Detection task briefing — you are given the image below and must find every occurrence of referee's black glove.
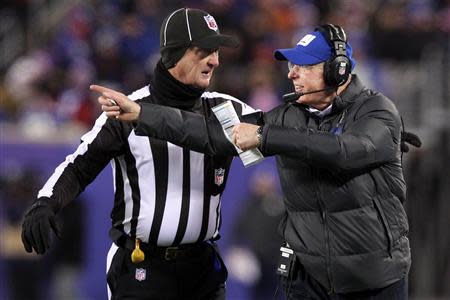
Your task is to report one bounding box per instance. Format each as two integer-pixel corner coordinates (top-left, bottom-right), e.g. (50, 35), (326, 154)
(21, 199), (61, 254)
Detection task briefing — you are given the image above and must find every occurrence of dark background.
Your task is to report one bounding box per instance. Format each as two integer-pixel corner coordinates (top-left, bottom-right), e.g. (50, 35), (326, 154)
(1, 0), (449, 299)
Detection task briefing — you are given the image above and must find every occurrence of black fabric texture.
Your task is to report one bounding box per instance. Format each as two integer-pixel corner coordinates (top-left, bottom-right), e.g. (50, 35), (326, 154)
(161, 45), (189, 69)
(159, 8), (238, 52)
(150, 60), (204, 110)
(260, 75), (410, 293)
(21, 201), (61, 254)
(107, 243), (227, 300)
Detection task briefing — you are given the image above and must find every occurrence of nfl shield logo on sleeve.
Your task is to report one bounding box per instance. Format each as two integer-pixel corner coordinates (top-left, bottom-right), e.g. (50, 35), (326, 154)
(135, 268), (146, 281)
(214, 168), (225, 186)
(203, 15), (218, 31)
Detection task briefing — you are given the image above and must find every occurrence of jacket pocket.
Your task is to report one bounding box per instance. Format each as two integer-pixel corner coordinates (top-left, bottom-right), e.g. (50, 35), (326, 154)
(372, 196), (393, 257)
(380, 196), (409, 237)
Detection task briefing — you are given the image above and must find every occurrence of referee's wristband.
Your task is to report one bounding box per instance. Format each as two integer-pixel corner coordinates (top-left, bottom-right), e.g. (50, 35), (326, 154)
(25, 199), (51, 216)
(256, 126), (263, 148)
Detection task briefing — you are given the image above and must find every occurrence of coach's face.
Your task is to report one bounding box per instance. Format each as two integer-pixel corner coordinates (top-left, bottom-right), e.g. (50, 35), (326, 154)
(288, 62), (333, 110)
(171, 46), (219, 89)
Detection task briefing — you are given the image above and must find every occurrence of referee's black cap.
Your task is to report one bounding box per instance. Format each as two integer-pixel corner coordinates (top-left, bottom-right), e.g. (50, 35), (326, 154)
(160, 8), (239, 68)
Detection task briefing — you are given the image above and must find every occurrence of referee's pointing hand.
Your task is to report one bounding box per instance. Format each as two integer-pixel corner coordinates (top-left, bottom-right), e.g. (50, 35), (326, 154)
(90, 84), (141, 122)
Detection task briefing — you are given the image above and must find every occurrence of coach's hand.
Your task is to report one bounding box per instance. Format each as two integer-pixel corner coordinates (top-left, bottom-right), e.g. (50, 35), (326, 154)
(232, 123), (260, 151)
(21, 200), (61, 254)
(90, 84), (141, 122)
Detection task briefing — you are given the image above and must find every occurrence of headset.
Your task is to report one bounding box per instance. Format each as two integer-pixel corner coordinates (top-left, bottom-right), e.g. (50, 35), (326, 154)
(282, 24), (352, 103)
(315, 24), (352, 87)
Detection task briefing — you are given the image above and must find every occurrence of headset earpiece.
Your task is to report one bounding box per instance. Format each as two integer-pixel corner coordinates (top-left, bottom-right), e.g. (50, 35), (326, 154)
(316, 24), (351, 87)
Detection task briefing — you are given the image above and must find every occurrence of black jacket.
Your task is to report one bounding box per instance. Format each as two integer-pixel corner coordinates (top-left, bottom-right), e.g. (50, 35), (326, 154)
(133, 75), (410, 292)
(260, 75), (410, 293)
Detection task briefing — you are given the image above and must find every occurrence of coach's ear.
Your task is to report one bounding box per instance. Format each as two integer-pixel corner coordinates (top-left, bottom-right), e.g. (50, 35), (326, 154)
(240, 111), (264, 125)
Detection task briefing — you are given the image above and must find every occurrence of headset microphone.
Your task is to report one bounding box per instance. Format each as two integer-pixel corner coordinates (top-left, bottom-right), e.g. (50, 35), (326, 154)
(282, 86), (336, 103)
(282, 92), (301, 103)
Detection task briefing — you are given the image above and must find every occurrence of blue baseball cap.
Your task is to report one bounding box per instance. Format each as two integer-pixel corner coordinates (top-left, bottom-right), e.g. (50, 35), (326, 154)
(274, 30), (356, 70)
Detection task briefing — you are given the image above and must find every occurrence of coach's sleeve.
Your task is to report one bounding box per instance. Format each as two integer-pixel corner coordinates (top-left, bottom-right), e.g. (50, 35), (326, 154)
(135, 103), (238, 156)
(260, 96), (401, 173)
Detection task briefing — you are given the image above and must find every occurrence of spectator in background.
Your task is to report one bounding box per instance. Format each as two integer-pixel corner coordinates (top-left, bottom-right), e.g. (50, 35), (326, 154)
(405, 127), (450, 297)
(49, 199), (85, 300)
(0, 167), (48, 300)
(56, 58), (99, 128)
(247, 61), (280, 111)
(226, 170), (284, 300)
(0, 166), (85, 300)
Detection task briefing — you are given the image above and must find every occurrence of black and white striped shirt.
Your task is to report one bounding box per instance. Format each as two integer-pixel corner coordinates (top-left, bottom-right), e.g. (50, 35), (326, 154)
(38, 85), (256, 246)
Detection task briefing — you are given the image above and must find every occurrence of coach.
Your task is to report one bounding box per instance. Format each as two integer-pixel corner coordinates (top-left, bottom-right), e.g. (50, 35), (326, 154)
(98, 25), (419, 300)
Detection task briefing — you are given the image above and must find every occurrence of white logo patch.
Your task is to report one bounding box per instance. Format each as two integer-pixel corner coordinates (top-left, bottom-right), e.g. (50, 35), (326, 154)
(338, 62), (347, 75)
(214, 168), (225, 186)
(204, 15), (218, 31)
(135, 268), (146, 281)
(297, 34), (316, 46)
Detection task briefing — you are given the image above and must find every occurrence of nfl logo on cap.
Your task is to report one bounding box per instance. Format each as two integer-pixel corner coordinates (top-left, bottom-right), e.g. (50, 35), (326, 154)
(203, 15), (218, 31)
(135, 268), (146, 281)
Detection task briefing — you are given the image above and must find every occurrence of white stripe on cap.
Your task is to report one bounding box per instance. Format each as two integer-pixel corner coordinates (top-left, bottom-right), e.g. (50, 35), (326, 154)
(185, 8), (192, 41)
(163, 8), (184, 46)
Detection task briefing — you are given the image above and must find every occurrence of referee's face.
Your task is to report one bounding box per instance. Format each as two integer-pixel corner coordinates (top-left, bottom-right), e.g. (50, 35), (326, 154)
(171, 46), (219, 89)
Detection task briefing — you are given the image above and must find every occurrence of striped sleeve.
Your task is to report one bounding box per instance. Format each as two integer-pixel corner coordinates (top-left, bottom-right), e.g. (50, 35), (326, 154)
(37, 114), (124, 212)
(37, 85), (151, 212)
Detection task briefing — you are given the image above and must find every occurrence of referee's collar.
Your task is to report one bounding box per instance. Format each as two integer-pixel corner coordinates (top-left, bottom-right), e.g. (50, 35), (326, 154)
(150, 60), (204, 110)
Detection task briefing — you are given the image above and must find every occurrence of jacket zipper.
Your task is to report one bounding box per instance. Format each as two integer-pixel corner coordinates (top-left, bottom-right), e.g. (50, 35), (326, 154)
(317, 119), (335, 294)
(312, 169), (335, 294)
(323, 211), (334, 294)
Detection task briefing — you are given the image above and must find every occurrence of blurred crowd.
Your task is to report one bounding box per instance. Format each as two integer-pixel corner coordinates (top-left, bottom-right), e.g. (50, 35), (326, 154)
(1, 0), (449, 142)
(0, 164), (85, 300)
(1, 0), (450, 299)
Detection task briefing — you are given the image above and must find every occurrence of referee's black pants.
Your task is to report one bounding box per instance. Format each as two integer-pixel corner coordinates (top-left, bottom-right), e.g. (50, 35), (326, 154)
(107, 242), (227, 300)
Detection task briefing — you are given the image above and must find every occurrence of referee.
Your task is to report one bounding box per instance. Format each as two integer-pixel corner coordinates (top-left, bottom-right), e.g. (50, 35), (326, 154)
(21, 8), (257, 300)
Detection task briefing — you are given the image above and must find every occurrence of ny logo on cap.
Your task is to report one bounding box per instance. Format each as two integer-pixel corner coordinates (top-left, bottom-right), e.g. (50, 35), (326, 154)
(297, 34), (316, 46)
(204, 15), (218, 31)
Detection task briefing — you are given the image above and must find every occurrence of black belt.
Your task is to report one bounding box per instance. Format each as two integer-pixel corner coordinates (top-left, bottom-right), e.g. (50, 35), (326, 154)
(109, 228), (205, 261)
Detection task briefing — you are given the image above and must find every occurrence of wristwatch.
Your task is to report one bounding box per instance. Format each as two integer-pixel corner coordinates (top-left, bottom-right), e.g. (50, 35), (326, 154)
(256, 126), (263, 148)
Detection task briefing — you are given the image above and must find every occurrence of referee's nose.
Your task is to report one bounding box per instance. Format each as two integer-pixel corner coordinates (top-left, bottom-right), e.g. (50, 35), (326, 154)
(207, 50), (219, 68)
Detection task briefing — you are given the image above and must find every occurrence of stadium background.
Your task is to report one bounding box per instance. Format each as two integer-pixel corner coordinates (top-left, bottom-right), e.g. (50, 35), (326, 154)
(1, 0), (449, 299)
